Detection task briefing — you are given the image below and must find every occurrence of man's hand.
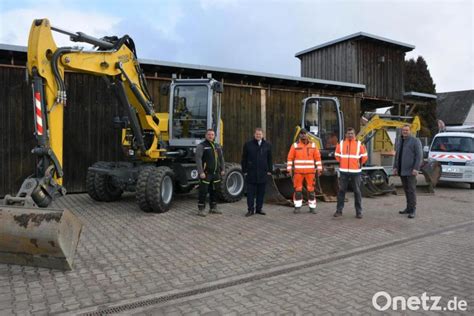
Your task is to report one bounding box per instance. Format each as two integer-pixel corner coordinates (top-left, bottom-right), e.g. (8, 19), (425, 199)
(316, 170), (322, 176)
(412, 169), (418, 176)
(220, 171), (225, 177)
(200, 173), (206, 179)
(392, 168), (397, 176)
(267, 172), (272, 176)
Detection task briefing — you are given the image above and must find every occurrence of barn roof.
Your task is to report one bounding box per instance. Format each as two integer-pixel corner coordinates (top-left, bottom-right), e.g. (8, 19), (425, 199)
(0, 43), (365, 92)
(295, 32), (415, 58)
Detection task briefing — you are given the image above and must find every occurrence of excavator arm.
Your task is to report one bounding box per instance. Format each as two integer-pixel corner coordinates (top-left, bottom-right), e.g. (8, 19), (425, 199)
(6, 18), (166, 208)
(357, 114), (421, 143)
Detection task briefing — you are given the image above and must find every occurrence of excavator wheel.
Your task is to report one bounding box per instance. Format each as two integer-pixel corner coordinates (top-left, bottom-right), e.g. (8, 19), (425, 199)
(145, 166), (175, 213)
(136, 166), (154, 212)
(86, 161), (123, 202)
(216, 163), (245, 202)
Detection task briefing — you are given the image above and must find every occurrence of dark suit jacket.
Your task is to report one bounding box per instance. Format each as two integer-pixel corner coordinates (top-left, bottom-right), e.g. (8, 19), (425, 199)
(241, 139), (273, 184)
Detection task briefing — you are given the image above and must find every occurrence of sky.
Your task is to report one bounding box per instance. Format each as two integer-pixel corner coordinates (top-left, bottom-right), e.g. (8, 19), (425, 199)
(0, 0), (472, 92)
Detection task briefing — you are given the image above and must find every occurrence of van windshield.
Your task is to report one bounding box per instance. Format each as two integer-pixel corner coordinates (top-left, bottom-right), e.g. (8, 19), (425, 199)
(431, 136), (474, 153)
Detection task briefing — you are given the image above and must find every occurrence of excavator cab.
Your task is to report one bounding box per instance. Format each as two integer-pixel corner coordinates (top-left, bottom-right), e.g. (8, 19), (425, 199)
(300, 97), (344, 157)
(169, 78), (223, 151)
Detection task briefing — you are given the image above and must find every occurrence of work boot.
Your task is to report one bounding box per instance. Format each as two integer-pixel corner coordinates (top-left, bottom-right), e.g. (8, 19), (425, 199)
(309, 208), (317, 214)
(209, 208), (222, 214)
(256, 210), (266, 215)
(399, 209), (409, 214)
(408, 213), (416, 219)
(245, 210), (254, 217)
(197, 204), (206, 217)
(356, 213), (363, 219)
(294, 207), (301, 214)
(333, 211), (342, 217)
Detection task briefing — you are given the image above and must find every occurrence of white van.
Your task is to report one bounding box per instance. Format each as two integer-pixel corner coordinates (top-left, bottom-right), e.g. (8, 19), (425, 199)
(425, 130), (474, 189)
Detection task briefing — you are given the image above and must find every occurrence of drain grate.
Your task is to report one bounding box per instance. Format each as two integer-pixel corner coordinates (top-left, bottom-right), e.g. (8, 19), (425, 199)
(79, 221), (473, 315)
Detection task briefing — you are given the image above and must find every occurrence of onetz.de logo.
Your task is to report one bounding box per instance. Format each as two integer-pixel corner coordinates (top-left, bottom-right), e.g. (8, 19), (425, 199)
(372, 291), (468, 311)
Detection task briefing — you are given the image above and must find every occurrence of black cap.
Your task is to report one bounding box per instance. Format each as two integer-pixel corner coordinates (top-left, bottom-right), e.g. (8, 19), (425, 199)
(299, 128), (308, 134)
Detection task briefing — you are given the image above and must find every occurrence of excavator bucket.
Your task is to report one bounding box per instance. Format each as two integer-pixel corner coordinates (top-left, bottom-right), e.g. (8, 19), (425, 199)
(265, 165), (340, 206)
(315, 172), (339, 202)
(265, 171), (294, 206)
(360, 170), (397, 198)
(417, 160), (441, 194)
(0, 206), (82, 270)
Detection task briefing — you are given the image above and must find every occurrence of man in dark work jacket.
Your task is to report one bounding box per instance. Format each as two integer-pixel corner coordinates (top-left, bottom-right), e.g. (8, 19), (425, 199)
(195, 129), (225, 217)
(241, 128), (273, 217)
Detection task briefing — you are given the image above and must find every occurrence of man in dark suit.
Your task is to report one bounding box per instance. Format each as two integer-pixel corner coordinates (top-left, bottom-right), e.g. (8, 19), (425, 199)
(241, 128), (273, 217)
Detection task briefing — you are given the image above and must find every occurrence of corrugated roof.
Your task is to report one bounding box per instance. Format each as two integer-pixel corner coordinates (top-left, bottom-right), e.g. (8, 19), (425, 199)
(0, 43), (366, 92)
(403, 91), (437, 100)
(0, 43), (27, 52)
(295, 32), (415, 57)
(140, 58), (365, 91)
(437, 90), (474, 125)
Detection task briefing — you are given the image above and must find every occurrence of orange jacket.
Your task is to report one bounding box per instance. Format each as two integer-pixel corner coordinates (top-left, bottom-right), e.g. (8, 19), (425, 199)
(287, 140), (322, 174)
(335, 139), (368, 173)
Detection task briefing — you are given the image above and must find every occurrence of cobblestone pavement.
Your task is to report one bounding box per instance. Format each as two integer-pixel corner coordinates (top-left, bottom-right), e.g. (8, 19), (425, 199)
(134, 224), (474, 315)
(0, 184), (473, 315)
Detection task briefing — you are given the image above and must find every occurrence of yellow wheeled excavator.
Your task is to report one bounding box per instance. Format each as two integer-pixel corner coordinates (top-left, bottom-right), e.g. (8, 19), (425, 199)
(1, 19), (244, 270)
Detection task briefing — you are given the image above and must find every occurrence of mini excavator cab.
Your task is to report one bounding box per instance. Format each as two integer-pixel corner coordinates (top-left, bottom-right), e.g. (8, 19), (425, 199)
(300, 97), (344, 158)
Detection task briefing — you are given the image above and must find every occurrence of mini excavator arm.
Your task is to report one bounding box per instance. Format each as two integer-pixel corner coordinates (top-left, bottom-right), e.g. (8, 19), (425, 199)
(357, 115), (421, 144)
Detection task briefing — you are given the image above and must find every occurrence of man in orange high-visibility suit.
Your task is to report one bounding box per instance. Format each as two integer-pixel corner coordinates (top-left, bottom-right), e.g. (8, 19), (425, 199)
(334, 127), (368, 219)
(287, 129), (322, 213)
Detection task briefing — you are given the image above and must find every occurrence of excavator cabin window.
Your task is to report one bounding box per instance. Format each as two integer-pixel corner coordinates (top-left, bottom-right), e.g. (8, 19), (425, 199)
(303, 99), (341, 150)
(172, 86), (209, 139)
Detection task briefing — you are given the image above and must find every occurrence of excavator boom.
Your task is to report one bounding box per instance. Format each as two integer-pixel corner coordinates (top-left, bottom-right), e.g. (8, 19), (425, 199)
(2, 19), (161, 270)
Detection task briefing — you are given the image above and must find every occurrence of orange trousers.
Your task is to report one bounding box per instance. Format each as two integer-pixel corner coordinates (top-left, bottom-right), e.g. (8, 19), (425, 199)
(293, 173), (315, 192)
(293, 173), (317, 208)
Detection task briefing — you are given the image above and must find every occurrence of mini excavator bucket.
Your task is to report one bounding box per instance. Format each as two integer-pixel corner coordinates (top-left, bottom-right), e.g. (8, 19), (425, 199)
(0, 205), (82, 270)
(359, 168), (397, 198)
(265, 164), (340, 206)
(416, 160), (441, 194)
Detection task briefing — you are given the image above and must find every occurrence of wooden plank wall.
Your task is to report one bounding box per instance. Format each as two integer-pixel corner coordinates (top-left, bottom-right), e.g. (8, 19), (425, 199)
(0, 66), (360, 196)
(0, 66), (36, 197)
(300, 41), (354, 83)
(299, 40), (405, 101)
(355, 41), (404, 101)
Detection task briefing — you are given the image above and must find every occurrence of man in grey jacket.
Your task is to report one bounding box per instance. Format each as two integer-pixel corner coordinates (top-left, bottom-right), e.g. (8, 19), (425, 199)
(393, 125), (423, 218)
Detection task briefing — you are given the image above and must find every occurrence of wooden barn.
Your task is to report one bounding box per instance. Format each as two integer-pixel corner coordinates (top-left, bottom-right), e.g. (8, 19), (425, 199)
(0, 44), (365, 196)
(295, 32), (436, 114)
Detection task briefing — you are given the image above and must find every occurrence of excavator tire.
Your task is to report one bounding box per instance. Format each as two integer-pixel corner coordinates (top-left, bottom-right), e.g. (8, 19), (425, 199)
(145, 166), (175, 213)
(87, 161), (123, 202)
(136, 166), (154, 212)
(91, 162), (123, 202)
(216, 163), (245, 202)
